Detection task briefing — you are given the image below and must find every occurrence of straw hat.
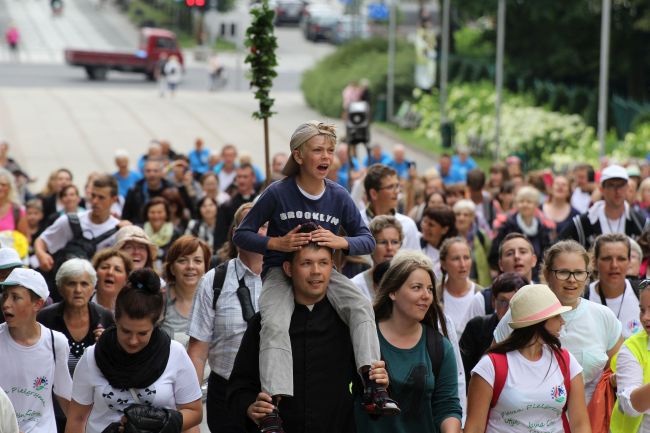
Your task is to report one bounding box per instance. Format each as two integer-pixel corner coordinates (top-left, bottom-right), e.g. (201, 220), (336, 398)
(113, 226), (158, 260)
(508, 284), (572, 329)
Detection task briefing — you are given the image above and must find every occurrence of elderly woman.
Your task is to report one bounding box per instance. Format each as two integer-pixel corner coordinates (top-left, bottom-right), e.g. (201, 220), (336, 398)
(90, 249), (133, 312)
(113, 225), (158, 271)
(453, 199), (491, 287)
(37, 258), (115, 377)
(160, 235), (211, 340)
(351, 215), (403, 301)
(489, 186), (554, 280)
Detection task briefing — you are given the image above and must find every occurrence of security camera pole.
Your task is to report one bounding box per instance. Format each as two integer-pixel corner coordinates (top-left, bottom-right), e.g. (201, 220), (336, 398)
(245, 0), (278, 186)
(346, 101), (370, 190)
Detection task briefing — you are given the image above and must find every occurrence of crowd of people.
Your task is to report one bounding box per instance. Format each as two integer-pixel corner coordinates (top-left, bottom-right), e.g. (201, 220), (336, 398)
(0, 121), (650, 433)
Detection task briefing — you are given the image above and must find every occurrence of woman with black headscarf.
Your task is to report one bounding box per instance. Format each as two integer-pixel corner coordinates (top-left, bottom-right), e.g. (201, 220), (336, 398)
(65, 269), (202, 433)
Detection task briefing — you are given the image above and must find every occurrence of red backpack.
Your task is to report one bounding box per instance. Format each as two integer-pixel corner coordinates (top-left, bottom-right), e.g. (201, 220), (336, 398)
(487, 349), (571, 433)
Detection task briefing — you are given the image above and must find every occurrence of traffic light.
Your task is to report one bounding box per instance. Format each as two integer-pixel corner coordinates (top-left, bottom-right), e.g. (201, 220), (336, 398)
(185, 0), (206, 7)
(346, 101), (370, 145)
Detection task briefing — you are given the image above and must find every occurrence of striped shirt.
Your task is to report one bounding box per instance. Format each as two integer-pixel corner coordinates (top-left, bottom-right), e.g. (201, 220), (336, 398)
(187, 257), (262, 379)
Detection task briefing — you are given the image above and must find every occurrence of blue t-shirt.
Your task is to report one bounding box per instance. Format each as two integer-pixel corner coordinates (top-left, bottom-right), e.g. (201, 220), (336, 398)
(233, 177), (375, 274)
(364, 152), (393, 168)
(451, 155), (477, 180)
(388, 160), (411, 179)
(337, 158), (361, 191)
(355, 325), (462, 433)
(436, 164), (465, 185)
(113, 171), (142, 198)
(188, 149), (210, 174)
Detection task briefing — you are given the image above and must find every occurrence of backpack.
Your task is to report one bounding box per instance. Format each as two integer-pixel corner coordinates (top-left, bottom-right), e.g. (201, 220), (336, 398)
(425, 324), (444, 379)
(53, 213), (119, 267)
(482, 288), (494, 315)
(488, 349), (571, 432)
(211, 259), (256, 322)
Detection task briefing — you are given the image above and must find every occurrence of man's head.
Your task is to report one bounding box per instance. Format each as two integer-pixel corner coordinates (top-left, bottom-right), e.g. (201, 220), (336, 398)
(221, 144), (238, 169)
(498, 232), (537, 281)
(282, 223), (333, 305)
(371, 144), (383, 160)
(573, 163), (593, 188)
(491, 272), (529, 320)
(147, 142), (163, 159)
(599, 164), (629, 211)
(439, 154), (451, 174)
(393, 144), (405, 164)
(364, 164), (399, 212)
(236, 163), (256, 196)
(336, 143), (349, 164)
(272, 152), (288, 175)
(143, 158), (164, 189)
(195, 138), (204, 150)
(466, 168), (486, 193)
(114, 149), (130, 171)
(90, 175), (119, 220)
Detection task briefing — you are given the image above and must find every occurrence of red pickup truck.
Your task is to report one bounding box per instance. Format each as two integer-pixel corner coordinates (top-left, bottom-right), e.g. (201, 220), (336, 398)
(65, 28), (184, 81)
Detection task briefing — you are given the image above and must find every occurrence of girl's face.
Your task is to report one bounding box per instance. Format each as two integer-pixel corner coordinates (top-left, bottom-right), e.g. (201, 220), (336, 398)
(371, 227), (401, 265)
(147, 204), (167, 229)
(390, 268), (433, 323)
(96, 256), (128, 297)
(1, 286), (42, 328)
(200, 199), (218, 221)
(552, 176), (570, 200)
(442, 242), (471, 280)
(421, 216), (448, 248)
(427, 193), (445, 208)
(26, 207), (43, 227)
(596, 242), (629, 288)
(121, 241), (149, 270)
(116, 315), (154, 354)
(61, 187), (80, 211)
(544, 314), (565, 338)
(545, 252), (589, 307)
(490, 171), (503, 187)
(170, 246), (206, 289)
(295, 135), (335, 181)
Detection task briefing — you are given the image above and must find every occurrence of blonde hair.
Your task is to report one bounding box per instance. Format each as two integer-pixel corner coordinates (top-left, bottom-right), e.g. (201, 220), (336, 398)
(515, 185), (541, 204)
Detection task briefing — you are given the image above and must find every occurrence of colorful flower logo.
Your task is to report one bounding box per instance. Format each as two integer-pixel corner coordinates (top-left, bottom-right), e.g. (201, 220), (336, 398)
(628, 320), (642, 335)
(33, 376), (48, 391)
(550, 384), (566, 403)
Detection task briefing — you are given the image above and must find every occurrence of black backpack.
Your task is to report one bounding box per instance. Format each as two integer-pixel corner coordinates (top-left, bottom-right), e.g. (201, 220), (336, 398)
(425, 324), (444, 379)
(53, 213), (119, 267)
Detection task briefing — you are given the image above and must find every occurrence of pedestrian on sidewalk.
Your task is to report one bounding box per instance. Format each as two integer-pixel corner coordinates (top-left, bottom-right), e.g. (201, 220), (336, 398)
(155, 53), (169, 97)
(164, 55), (183, 98)
(4, 23), (19, 61)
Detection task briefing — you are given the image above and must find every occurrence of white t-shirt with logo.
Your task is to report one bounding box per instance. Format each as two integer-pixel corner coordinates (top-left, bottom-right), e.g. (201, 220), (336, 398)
(472, 346), (582, 433)
(588, 280), (641, 338)
(494, 299), (621, 404)
(71, 340), (202, 433)
(443, 283), (479, 339)
(38, 210), (119, 254)
(0, 323), (72, 433)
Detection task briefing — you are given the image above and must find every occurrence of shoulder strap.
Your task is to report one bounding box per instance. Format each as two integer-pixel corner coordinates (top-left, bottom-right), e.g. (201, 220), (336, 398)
(573, 214), (586, 247)
(629, 209), (646, 234)
(488, 352), (508, 408)
(67, 213), (83, 239)
(50, 328), (56, 365)
(211, 259), (231, 309)
(91, 225), (120, 246)
(191, 220), (201, 237)
(12, 204), (20, 227)
(425, 325), (443, 379)
(482, 289), (494, 315)
(553, 349), (572, 433)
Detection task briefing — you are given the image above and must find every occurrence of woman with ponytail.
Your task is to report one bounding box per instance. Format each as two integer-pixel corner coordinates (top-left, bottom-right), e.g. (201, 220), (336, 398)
(65, 269), (202, 433)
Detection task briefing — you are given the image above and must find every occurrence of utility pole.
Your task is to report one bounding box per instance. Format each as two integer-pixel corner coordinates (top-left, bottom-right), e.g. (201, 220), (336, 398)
(494, 0), (505, 160)
(387, 0), (396, 121)
(440, 0), (450, 123)
(597, 0), (611, 157)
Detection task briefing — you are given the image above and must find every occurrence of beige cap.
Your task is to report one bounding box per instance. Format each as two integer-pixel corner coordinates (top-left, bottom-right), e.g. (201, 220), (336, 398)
(113, 226), (158, 260)
(508, 284), (572, 329)
(282, 121), (337, 176)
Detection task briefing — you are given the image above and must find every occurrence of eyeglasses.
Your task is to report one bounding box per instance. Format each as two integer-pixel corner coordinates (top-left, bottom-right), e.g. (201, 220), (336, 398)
(495, 299), (510, 309)
(550, 269), (590, 282)
(378, 183), (400, 191)
(376, 240), (401, 247)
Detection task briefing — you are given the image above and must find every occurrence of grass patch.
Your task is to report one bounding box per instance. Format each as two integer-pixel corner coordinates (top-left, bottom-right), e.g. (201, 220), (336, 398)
(214, 38), (238, 52)
(375, 122), (493, 172)
(127, 0), (172, 27)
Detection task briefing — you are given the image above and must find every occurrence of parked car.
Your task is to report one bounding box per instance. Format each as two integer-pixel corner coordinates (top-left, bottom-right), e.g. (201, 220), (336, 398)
(330, 15), (370, 44)
(300, 3), (338, 39)
(65, 28), (183, 81)
(274, 0), (307, 25)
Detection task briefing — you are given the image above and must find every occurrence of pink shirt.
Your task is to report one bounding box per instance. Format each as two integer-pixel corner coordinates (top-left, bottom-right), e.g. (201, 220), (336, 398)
(0, 205), (25, 231)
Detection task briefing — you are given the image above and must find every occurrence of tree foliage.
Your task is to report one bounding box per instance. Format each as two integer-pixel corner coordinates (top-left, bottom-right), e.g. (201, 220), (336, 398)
(457, 0), (650, 100)
(245, 0), (278, 119)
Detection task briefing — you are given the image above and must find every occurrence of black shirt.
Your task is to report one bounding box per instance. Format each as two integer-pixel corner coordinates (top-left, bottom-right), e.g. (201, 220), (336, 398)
(228, 297), (358, 433)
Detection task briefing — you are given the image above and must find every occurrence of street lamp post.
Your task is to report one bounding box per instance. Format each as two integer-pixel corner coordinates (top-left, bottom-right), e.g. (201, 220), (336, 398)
(597, 0), (611, 158)
(440, 0), (450, 124)
(494, 0), (505, 160)
(387, 0), (396, 122)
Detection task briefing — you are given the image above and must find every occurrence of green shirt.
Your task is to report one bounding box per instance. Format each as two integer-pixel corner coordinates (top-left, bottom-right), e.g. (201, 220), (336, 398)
(355, 324), (462, 433)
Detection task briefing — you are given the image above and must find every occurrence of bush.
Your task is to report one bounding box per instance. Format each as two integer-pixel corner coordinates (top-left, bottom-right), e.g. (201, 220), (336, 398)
(411, 81), (600, 169)
(301, 38), (416, 118)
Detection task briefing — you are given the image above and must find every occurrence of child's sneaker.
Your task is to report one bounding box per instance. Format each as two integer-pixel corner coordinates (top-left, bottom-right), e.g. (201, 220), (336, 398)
(259, 407), (285, 433)
(362, 385), (401, 416)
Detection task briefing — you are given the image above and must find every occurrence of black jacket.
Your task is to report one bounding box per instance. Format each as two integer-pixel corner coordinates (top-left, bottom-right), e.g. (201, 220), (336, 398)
(228, 298), (358, 433)
(214, 192), (257, 251)
(557, 208), (649, 249)
(122, 178), (191, 225)
(459, 313), (500, 386)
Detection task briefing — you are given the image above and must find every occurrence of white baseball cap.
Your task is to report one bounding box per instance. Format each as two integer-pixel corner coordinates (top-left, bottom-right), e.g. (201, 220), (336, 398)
(0, 248), (22, 270)
(0, 268), (49, 300)
(600, 164), (629, 185)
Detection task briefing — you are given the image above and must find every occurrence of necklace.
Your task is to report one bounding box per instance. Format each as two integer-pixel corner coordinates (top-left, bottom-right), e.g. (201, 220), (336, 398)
(605, 215), (624, 234)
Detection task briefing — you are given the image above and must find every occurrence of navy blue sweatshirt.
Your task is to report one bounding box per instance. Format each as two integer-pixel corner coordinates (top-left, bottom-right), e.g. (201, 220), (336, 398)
(233, 177), (375, 274)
